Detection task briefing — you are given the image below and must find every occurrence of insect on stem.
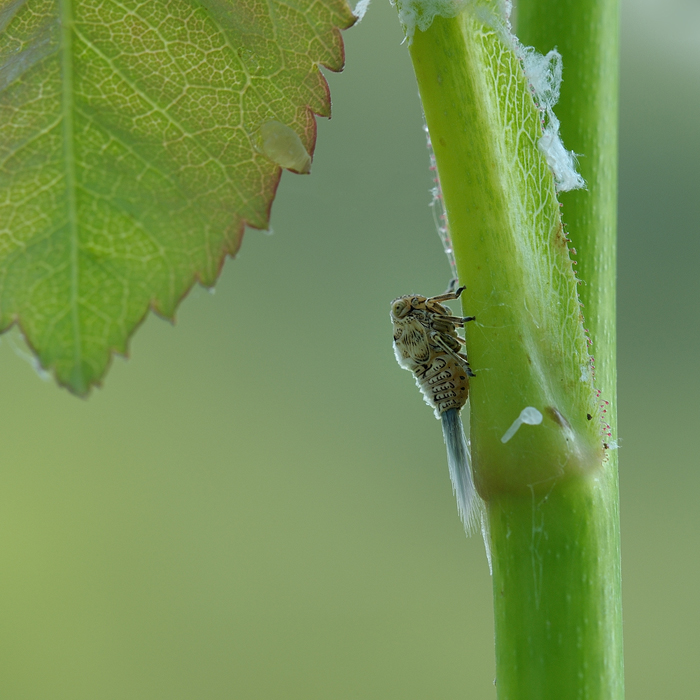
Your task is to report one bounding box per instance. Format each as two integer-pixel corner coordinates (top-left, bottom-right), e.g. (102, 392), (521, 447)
(390, 283), (482, 534)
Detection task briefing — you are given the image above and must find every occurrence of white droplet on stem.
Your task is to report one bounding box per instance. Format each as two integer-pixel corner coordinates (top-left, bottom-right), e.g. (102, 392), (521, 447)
(501, 406), (543, 443)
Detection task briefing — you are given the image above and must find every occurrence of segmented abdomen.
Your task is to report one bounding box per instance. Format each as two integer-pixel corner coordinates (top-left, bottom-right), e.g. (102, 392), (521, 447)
(413, 354), (470, 417)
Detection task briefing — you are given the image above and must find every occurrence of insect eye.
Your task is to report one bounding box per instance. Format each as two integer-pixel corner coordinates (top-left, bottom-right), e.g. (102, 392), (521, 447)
(391, 300), (409, 319)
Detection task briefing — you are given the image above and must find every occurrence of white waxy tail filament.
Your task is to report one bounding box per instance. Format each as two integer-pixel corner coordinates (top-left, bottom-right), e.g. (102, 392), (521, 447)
(441, 408), (481, 536)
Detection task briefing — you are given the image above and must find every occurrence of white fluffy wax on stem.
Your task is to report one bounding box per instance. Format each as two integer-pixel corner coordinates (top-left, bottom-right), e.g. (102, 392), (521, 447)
(391, 0), (472, 43)
(392, 0), (585, 191)
(517, 47), (586, 192)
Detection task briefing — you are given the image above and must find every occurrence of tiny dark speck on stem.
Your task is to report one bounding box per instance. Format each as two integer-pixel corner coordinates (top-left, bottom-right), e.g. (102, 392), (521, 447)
(587, 413), (592, 420)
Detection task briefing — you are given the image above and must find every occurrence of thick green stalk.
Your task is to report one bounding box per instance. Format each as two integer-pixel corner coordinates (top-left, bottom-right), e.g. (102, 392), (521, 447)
(516, 0), (620, 413)
(490, 481), (622, 699)
(401, 1), (622, 697)
(506, 1), (623, 696)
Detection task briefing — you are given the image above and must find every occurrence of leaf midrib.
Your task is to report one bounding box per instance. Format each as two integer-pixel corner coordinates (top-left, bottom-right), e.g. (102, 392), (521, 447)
(60, 0), (82, 384)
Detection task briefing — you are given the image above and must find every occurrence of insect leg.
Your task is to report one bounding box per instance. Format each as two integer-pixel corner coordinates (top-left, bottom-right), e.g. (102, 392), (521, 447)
(446, 277), (459, 294)
(428, 286), (466, 304)
(430, 332), (476, 376)
(434, 314), (475, 325)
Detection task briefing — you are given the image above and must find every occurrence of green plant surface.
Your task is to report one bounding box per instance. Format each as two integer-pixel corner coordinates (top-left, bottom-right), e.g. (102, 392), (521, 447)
(517, 0), (620, 444)
(401, 0), (623, 696)
(407, 5), (603, 494)
(0, 0), (696, 695)
(0, 0), (354, 395)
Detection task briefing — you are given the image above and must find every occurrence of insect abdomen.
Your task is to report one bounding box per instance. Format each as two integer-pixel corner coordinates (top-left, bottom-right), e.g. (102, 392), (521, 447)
(414, 355), (470, 417)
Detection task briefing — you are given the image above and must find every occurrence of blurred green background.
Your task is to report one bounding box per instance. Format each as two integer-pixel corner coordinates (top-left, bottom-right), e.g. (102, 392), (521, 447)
(1, 1), (697, 697)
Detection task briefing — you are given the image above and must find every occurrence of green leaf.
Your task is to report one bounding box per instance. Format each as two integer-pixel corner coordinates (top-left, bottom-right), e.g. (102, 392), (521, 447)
(0, 0), (355, 394)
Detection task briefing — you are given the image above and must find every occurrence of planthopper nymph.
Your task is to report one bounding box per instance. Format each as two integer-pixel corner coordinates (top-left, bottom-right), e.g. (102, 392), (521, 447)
(390, 281), (481, 535)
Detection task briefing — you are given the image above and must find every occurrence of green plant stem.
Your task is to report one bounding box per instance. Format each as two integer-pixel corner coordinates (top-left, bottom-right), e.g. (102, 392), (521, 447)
(490, 480), (623, 699)
(510, 2), (624, 696)
(517, 0), (620, 441)
(403, 1), (623, 697)
(409, 9), (602, 489)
